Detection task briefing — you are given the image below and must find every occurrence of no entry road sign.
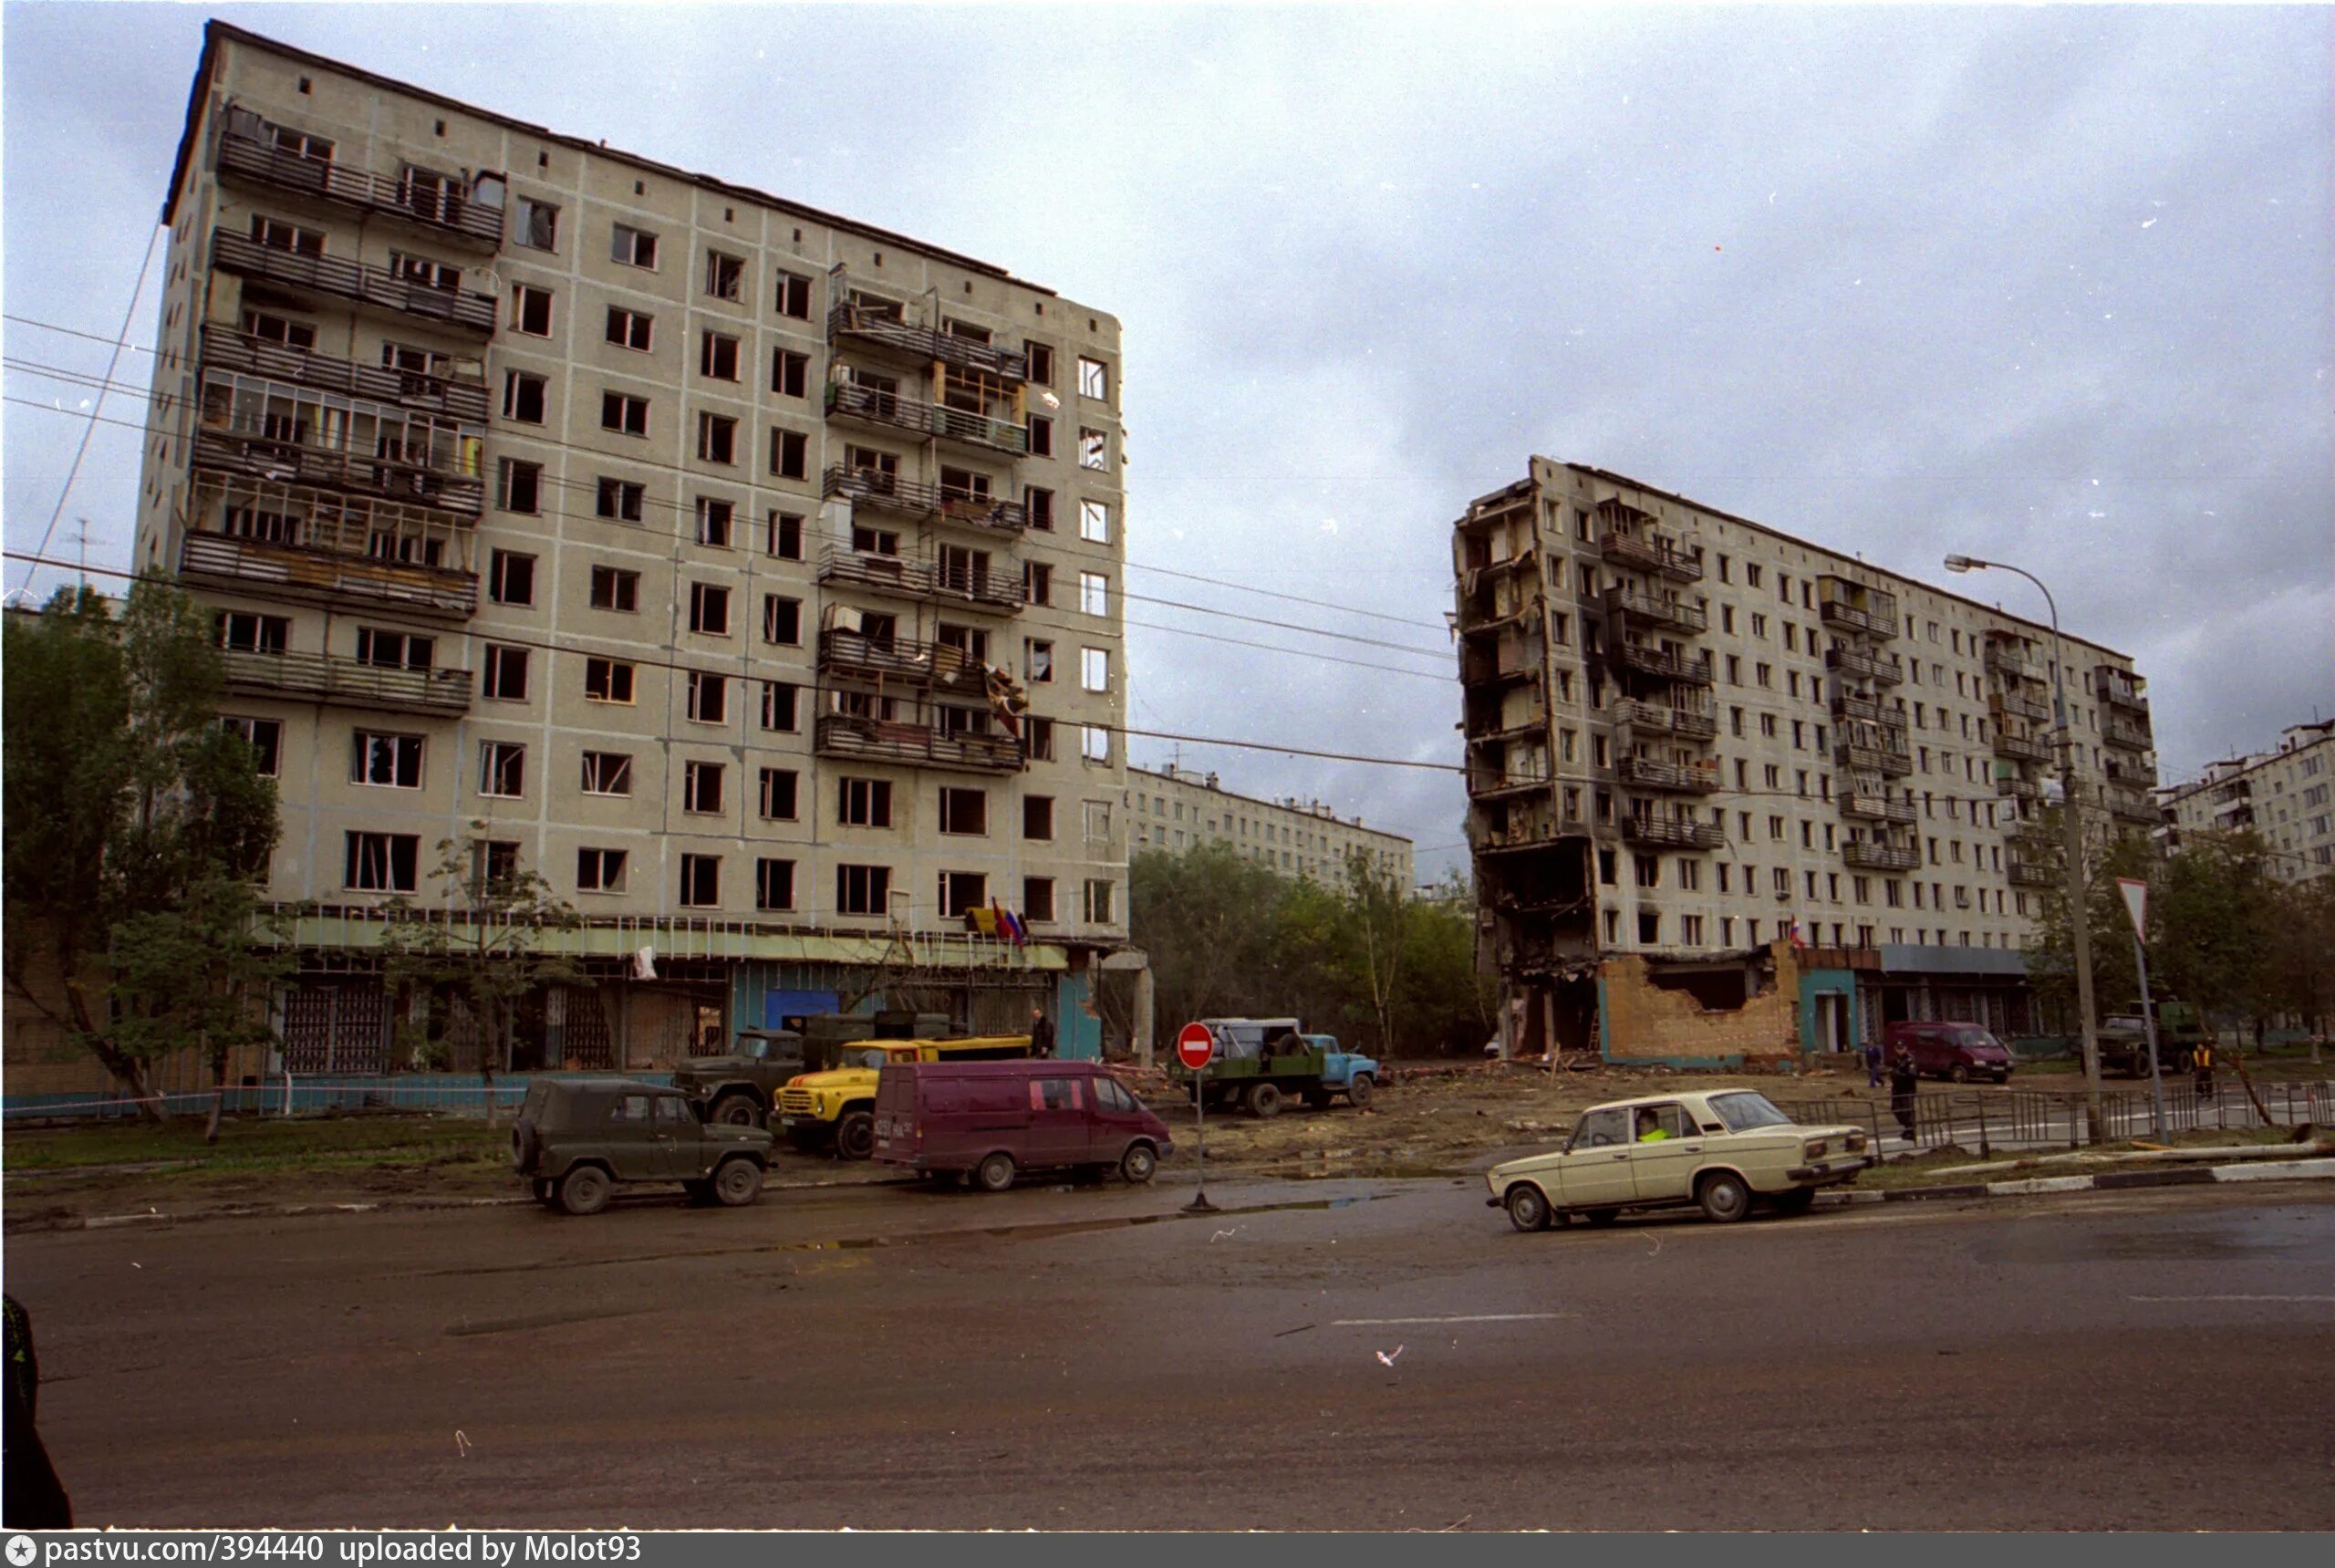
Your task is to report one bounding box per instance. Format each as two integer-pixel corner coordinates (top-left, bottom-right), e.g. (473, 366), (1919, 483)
(1176, 1022), (1214, 1072)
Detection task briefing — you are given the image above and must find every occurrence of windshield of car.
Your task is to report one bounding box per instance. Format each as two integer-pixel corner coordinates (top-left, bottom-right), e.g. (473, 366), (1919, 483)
(1707, 1091), (1793, 1132)
(1950, 1029), (2003, 1051)
(854, 1048), (896, 1070)
(1568, 1108), (1630, 1151)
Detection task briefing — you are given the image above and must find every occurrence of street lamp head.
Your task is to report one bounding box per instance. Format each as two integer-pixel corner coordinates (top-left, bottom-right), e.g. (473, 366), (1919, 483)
(1943, 554), (1983, 574)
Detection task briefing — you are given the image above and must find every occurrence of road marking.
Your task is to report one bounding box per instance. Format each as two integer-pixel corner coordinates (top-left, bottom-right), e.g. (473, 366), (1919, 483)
(2127, 1294), (2335, 1303)
(1330, 1313), (1576, 1326)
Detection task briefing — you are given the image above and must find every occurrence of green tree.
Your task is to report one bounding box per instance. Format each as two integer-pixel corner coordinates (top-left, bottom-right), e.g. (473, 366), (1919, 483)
(2022, 806), (2148, 1033)
(2264, 875), (2335, 1058)
(378, 832), (587, 1127)
(3, 586), (281, 1122)
(2151, 829), (2279, 1041)
(1126, 843), (1288, 1033)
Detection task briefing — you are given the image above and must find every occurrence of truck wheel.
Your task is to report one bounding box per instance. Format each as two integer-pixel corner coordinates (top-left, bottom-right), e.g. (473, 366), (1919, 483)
(975, 1152), (1016, 1193)
(1119, 1143), (1157, 1185)
(1247, 1082), (1282, 1118)
(556, 1165), (612, 1217)
(711, 1094), (762, 1128)
(835, 1109), (876, 1160)
(1346, 1073), (1375, 1108)
(714, 1158), (763, 1207)
(1505, 1184), (1551, 1232)
(1697, 1170), (1752, 1224)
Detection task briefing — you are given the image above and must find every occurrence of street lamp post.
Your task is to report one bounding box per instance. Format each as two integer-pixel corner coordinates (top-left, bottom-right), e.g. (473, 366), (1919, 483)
(1945, 553), (2106, 1146)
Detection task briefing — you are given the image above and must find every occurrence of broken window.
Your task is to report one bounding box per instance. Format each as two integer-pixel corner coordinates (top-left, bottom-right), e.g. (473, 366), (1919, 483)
(611, 223), (659, 269)
(482, 645), (529, 701)
(1079, 572), (1110, 618)
(695, 497), (734, 547)
(704, 250), (745, 301)
(606, 306), (653, 350)
(1081, 648), (1110, 693)
(836, 864), (891, 916)
(762, 595), (802, 646)
(512, 284), (553, 336)
(698, 411), (738, 464)
(601, 391), (649, 436)
(689, 583), (732, 637)
(503, 371), (546, 424)
(1077, 356), (1109, 400)
(1025, 342), (1055, 385)
(388, 252), (462, 292)
(250, 214), (324, 256)
(1025, 639), (1054, 683)
(596, 478), (644, 522)
(755, 859), (796, 912)
(939, 788), (990, 836)
(772, 348), (809, 398)
(700, 331), (742, 381)
(774, 271), (812, 319)
(496, 460), (543, 515)
(679, 854), (721, 909)
(579, 751), (633, 796)
(488, 550), (536, 606)
(1023, 795), (1055, 841)
(771, 428), (808, 479)
(514, 196), (558, 251)
(839, 778), (894, 828)
(1080, 499), (1112, 544)
(344, 832), (419, 893)
(588, 566), (638, 612)
(767, 511), (804, 559)
(244, 310), (317, 349)
(576, 847), (626, 893)
(353, 628), (431, 669)
(759, 680), (800, 733)
(584, 658), (636, 704)
(1082, 725), (1110, 763)
(1026, 486), (1055, 531)
(479, 741), (525, 799)
(350, 731), (424, 788)
(758, 769), (800, 823)
(687, 671), (729, 724)
(1025, 561), (1053, 606)
(1027, 414), (1053, 457)
(1078, 428), (1109, 471)
(683, 760), (725, 813)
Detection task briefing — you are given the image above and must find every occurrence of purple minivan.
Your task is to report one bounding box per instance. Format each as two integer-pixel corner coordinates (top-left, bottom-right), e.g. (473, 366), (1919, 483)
(872, 1060), (1174, 1193)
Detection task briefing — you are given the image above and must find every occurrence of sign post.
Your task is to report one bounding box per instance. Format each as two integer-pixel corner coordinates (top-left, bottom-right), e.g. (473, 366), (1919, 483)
(2118, 877), (2166, 1138)
(1175, 1022), (1217, 1213)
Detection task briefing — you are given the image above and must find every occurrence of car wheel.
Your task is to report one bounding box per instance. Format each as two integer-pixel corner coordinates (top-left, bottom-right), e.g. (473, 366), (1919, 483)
(1346, 1073), (1375, 1108)
(1948, 1064), (1970, 1085)
(1505, 1184), (1551, 1233)
(975, 1152), (1016, 1193)
(1698, 1170), (1752, 1224)
(556, 1165), (612, 1217)
(509, 1124), (537, 1172)
(1770, 1187), (1816, 1217)
(713, 1158), (763, 1207)
(1119, 1143), (1158, 1185)
(835, 1109), (876, 1161)
(711, 1094), (762, 1128)
(1583, 1209), (1621, 1227)
(1248, 1082), (1282, 1118)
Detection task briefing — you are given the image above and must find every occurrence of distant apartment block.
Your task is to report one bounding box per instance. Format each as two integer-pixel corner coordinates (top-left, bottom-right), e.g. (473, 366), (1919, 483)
(1453, 460), (2157, 1064)
(1127, 764), (1415, 888)
(108, 21), (1130, 1083)
(2158, 719), (2335, 881)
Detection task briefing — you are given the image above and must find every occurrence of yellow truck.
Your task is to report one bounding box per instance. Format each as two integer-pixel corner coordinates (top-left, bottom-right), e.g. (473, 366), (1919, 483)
(778, 1034), (1035, 1159)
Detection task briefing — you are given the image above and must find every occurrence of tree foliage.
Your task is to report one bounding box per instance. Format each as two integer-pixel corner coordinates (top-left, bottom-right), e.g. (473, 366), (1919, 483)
(3, 586), (282, 1122)
(1126, 844), (1494, 1057)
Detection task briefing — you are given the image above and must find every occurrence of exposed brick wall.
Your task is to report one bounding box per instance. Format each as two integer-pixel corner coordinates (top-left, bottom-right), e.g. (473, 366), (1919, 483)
(1601, 942), (1802, 1065)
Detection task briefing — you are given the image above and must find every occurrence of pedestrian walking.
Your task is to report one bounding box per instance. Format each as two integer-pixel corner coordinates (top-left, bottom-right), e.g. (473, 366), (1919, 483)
(1029, 1005), (1056, 1060)
(1863, 1040), (1884, 1089)
(1889, 1045), (1920, 1143)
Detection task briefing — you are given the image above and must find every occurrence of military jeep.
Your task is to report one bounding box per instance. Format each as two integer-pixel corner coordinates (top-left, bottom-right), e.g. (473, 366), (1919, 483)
(511, 1078), (773, 1215)
(669, 1029), (806, 1127)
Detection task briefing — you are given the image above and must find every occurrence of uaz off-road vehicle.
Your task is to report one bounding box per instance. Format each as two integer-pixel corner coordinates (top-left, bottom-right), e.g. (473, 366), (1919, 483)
(512, 1078), (773, 1215)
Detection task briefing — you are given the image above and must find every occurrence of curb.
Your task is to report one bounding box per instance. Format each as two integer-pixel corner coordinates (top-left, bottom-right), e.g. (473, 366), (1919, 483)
(1816, 1156), (2335, 1207)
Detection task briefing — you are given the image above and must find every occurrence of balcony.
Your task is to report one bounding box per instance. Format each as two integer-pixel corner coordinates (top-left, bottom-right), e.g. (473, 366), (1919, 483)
(1819, 600), (1900, 639)
(1983, 640), (2032, 680)
(1457, 592), (1544, 635)
(1603, 586), (1707, 634)
(216, 128), (503, 250)
(826, 302), (1028, 381)
(1465, 713), (1550, 747)
(2008, 858), (2055, 888)
(1843, 839), (1920, 873)
(1831, 691), (1881, 725)
(1623, 813), (1727, 850)
(1595, 530), (1703, 584)
(1994, 731), (2052, 765)
(2102, 715), (2153, 752)
(1611, 697), (1718, 742)
(1840, 791), (1916, 826)
(181, 532), (476, 619)
(198, 326), (487, 423)
(821, 467), (1026, 534)
(1614, 642), (1714, 684)
(1460, 648), (1540, 686)
(192, 425), (483, 518)
(816, 628), (994, 691)
(211, 229), (497, 337)
(2094, 667), (2151, 714)
(2102, 785), (2159, 826)
(1995, 774), (2041, 801)
(825, 381), (1028, 457)
(1473, 815), (1587, 855)
(1826, 645), (1904, 686)
(813, 712), (1022, 775)
(816, 550), (1027, 615)
(220, 648), (472, 716)
(1468, 770), (1553, 802)
(1991, 690), (2050, 725)
(1615, 756), (1722, 794)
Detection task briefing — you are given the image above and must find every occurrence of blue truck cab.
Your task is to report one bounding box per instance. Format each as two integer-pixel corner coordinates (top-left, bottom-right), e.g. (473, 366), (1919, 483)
(1305, 1034), (1379, 1107)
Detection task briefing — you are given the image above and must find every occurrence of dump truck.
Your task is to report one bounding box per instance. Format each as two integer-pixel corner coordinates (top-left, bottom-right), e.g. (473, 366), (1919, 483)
(1163, 1017), (1380, 1117)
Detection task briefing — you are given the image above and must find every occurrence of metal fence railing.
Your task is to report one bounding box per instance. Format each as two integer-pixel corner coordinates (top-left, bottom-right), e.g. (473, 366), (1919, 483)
(1792, 1079), (2332, 1158)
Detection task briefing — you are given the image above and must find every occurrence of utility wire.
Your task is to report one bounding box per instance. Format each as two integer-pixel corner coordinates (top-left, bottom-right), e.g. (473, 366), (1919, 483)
(9, 229), (162, 600)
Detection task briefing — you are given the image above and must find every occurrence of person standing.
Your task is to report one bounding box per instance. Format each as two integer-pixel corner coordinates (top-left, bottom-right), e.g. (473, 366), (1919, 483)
(1889, 1044), (1920, 1144)
(1029, 1005), (1056, 1060)
(2192, 1038), (2215, 1103)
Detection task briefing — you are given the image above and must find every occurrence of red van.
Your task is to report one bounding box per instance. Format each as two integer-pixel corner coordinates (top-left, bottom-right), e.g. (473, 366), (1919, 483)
(1884, 1021), (2014, 1085)
(872, 1060), (1174, 1193)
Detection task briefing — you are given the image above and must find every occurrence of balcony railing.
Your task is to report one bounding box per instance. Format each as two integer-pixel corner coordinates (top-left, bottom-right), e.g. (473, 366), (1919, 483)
(826, 303), (1029, 381)
(1842, 839), (1920, 872)
(220, 648), (472, 715)
(1595, 531), (1703, 583)
(216, 130), (503, 249)
(1623, 813), (1727, 850)
(813, 713), (1022, 775)
(192, 427), (484, 517)
(1831, 692), (1881, 724)
(1614, 642), (1714, 684)
(821, 467), (1026, 534)
(1835, 742), (1914, 777)
(1611, 697), (1718, 741)
(198, 326), (487, 422)
(1468, 771), (1553, 801)
(2008, 858), (2054, 888)
(211, 229), (497, 336)
(816, 550), (1027, 615)
(1983, 641), (2032, 680)
(816, 628), (993, 691)
(1840, 791), (1916, 826)
(1473, 815), (1588, 855)
(825, 381), (1029, 456)
(2102, 716), (2153, 752)
(1465, 713), (1550, 746)
(1603, 586), (1707, 634)
(1826, 645), (1904, 685)
(1996, 774), (2041, 801)
(1991, 690), (2050, 724)
(1615, 756), (1722, 794)
(1457, 593), (1544, 635)
(182, 532), (476, 619)
(1818, 600), (1900, 639)
(1993, 731), (2051, 764)
(2094, 669), (2151, 713)
(2102, 786), (2159, 825)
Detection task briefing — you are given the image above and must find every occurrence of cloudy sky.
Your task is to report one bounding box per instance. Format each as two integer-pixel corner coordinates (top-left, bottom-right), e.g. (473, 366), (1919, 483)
(5, 3), (2329, 880)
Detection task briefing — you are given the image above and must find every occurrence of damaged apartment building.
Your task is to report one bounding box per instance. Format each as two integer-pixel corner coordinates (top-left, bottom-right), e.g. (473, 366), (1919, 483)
(1453, 460), (2159, 1067)
(59, 22), (1136, 1097)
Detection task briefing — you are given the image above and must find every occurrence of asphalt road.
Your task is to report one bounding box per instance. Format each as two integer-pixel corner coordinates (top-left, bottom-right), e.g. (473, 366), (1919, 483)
(9, 1175), (2334, 1530)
